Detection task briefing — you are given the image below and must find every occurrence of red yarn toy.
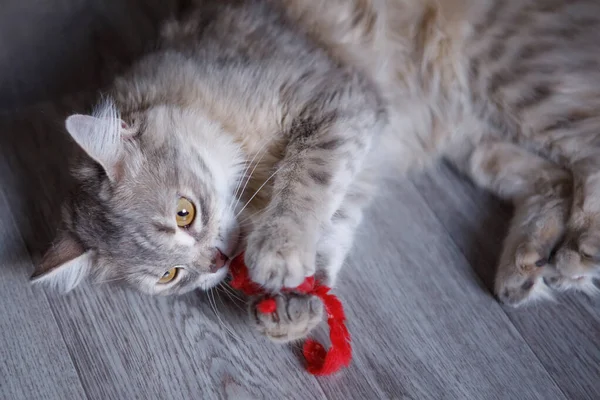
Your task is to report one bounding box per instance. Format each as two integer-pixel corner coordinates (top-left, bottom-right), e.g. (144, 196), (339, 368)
(229, 253), (352, 376)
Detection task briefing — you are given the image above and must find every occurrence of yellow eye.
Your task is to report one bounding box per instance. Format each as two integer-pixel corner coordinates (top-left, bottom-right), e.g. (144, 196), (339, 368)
(158, 267), (179, 284)
(176, 197), (196, 227)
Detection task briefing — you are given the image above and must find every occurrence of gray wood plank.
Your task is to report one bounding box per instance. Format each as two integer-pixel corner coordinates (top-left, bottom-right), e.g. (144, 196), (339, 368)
(413, 162), (600, 400)
(0, 190), (87, 400)
(39, 283), (328, 400)
(314, 179), (567, 400)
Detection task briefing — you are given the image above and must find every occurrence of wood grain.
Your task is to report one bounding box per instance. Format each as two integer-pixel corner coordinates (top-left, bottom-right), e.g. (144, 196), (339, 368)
(38, 283), (328, 399)
(314, 180), (566, 400)
(413, 163), (600, 400)
(0, 190), (87, 400)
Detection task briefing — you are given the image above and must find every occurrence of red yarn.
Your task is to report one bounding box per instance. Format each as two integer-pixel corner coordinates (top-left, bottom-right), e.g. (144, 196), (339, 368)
(229, 253), (352, 376)
(256, 298), (277, 314)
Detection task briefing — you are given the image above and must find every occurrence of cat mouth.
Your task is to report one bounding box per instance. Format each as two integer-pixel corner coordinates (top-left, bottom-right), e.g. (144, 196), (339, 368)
(211, 248), (229, 273)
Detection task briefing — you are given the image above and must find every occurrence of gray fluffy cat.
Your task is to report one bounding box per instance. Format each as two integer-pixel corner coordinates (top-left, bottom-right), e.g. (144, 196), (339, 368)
(33, 0), (600, 342)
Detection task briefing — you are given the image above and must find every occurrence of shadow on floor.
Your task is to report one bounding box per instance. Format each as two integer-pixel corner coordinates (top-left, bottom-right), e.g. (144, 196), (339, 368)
(0, 0), (179, 266)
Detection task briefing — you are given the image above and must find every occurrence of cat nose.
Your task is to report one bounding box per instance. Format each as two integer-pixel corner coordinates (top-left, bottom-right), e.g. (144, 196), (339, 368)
(210, 248), (228, 273)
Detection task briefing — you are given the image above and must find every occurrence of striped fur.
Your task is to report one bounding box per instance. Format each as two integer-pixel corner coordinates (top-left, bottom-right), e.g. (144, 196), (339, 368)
(34, 0), (600, 342)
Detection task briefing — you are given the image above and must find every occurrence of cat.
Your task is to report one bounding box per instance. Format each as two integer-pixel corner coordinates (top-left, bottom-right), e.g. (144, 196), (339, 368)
(32, 0), (600, 342)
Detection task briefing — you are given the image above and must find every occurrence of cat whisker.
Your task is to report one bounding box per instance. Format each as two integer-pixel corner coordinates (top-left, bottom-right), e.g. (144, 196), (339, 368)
(226, 144), (253, 213)
(228, 153), (255, 213)
(235, 161), (288, 218)
(235, 203), (280, 227)
(229, 120), (318, 215)
(234, 146), (270, 212)
(220, 282), (246, 304)
(234, 141), (311, 219)
(216, 284), (246, 312)
(228, 131), (279, 214)
(208, 289), (243, 342)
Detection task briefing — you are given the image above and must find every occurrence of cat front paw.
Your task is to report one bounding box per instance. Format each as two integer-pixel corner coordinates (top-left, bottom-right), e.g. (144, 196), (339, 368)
(245, 221), (316, 291)
(250, 293), (323, 343)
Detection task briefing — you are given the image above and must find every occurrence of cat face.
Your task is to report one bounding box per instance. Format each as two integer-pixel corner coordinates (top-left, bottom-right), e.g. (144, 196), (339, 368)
(32, 101), (246, 295)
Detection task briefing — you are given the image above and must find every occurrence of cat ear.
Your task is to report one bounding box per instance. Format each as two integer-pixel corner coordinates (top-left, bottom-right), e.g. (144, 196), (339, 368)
(65, 112), (129, 181)
(31, 232), (93, 293)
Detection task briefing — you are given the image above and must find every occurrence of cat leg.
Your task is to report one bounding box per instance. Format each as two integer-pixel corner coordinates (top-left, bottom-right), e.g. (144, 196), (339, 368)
(244, 80), (383, 291)
(552, 157), (600, 291)
(250, 176), (373, 342)
(453, 141), (572, 306)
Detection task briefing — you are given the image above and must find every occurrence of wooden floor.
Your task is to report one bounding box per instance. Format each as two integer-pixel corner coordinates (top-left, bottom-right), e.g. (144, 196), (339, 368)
(1, 1), (599, 399)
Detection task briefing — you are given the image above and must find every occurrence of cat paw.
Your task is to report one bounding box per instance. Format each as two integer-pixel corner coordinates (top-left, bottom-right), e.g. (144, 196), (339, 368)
(250, 293), (323, 343)
(496, 237), (560, 306)
(495, 267), (550, 307)
(245, 221), (316, 291)
(553, 220), (600, 280)
(543, 270), (600, 294)
(495, 209), (565, 306)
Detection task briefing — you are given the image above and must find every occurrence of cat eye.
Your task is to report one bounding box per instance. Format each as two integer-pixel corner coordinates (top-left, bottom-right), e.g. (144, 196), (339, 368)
(176, 197), (196, 227)
(158, 267), (179, 284)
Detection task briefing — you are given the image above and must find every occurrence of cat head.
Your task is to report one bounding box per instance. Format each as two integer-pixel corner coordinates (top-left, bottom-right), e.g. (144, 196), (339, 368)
(31, 100), (246, 295)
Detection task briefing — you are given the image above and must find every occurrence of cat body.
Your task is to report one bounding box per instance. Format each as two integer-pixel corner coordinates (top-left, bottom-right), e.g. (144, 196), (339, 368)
(33, 0), (600, 341)
(294, 0), (600, 304)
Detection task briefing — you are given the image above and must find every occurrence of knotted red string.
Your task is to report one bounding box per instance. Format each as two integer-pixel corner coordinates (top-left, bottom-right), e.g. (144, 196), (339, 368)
(229, 253), (352, 376)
